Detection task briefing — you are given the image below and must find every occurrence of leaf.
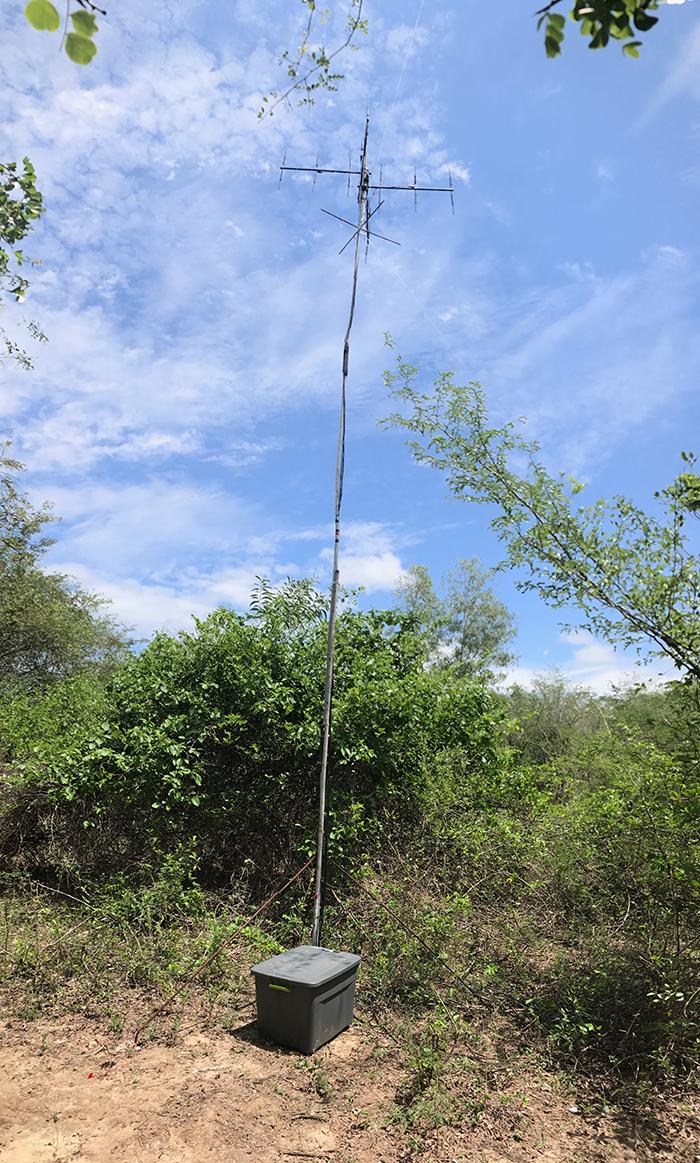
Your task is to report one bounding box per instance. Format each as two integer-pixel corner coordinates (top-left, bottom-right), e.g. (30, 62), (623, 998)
(24, 0), (60, 32)
(71, 9), (98, 36)
(623, 40), (642, 57)
(65, 32), (97, 64)
(545, 35), (562, 58)
(633, 11), (658, 32)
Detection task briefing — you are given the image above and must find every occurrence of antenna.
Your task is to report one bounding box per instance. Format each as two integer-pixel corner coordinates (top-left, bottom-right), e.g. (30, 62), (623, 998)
(279, 116), (455, 949)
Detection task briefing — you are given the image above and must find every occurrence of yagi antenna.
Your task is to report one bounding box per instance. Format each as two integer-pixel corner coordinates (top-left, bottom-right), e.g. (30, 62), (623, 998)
(278, 116), (456, 950)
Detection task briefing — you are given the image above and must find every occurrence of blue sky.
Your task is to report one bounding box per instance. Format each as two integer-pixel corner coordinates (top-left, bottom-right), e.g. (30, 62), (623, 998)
(1, 0), (699, 691)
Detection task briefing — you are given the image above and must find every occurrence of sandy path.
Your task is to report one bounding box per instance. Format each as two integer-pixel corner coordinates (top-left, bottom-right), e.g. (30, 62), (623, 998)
(1, 1015), (698, 1162)
(0, 1016), (399, 1162)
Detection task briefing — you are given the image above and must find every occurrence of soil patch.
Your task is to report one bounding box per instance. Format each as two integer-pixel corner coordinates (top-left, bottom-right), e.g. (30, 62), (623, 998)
(0, 1015), (697, 1162)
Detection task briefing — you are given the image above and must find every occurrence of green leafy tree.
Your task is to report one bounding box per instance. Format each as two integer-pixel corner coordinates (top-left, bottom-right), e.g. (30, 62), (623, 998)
(536, 0), (666, 59)
(505, 674), (605, 765)
(394, 565), (443, 653)
(1, 158), (45, 372)
(0, 447), (130, 694)
(440, 558), (516, 678)
(384, 361), (700, 683)
(395, 560), (516, 680)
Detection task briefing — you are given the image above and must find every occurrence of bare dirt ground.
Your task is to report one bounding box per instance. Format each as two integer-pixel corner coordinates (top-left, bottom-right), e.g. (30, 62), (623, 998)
(1, 1013), (698, 1163)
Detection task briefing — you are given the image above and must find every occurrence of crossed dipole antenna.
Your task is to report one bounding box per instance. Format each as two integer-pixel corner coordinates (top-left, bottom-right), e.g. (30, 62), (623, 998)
(279, 119), (455, 257)
(279, 115), (455, 948)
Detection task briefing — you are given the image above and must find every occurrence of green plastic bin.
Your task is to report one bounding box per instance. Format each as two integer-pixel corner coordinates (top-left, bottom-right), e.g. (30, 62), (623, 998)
(251, 945), (360, 1054)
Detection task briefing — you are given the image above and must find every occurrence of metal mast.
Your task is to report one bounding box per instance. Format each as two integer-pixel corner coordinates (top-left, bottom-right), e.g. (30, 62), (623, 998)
(279, 117), (454, 948)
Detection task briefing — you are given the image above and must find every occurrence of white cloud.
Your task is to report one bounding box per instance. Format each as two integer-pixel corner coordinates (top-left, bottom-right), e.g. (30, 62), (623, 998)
(502, 631), (675, 695)
(36, 469), (410, 630)
(41, 479), (260, 574)
(318, 520), (411, 592)
(338, 551), (405, 591)
(472, 245), (700, 472)
(385, 24), (430, 59)
(647, 20), (700, 109)
(58, 560), (266, 637)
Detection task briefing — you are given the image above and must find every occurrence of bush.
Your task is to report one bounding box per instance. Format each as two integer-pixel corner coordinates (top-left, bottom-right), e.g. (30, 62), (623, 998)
(1, 581), (512, 890)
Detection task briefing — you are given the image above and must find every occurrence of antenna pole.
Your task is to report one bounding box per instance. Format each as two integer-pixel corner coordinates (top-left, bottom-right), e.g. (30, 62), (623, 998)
(311, 116), (370, 949)
(279, 117), (454, 949)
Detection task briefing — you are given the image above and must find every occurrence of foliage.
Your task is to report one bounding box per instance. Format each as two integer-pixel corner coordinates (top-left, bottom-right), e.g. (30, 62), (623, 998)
(609, 679), (700, 775)
(331, 707), (700, 1083)
(672, 468), (700, 515)
(0, 158), (43, 304)
(384, 362), (700, 682)
(23, 0), (102, 64)
(0, 672), (106, 775)
(260, 0), (368, 119)
(536, 1), (663, 58)
(0, 448), (130, 695)
(1, 157), (45, 372)
(521, 727), (700, 1078)
(0, 504), (697, 1097)
(504, 674), (606, 765)
(396, 559), (516, 681)
(2, 578), (508, 887)
(0, 864), (281, 1029)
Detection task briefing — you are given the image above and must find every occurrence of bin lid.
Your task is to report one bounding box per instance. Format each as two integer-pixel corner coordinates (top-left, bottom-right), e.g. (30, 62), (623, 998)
(251, 945), (360, 988)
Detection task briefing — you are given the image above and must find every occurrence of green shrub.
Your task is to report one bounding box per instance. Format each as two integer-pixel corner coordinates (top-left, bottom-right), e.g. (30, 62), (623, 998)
(1, 581), (511, 889)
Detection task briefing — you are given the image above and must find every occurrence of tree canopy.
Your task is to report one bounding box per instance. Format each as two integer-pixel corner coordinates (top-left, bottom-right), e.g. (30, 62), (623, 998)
(537, 1), (666, 59)
(1, 157), (45, 371)
(395, 560), (516, 681)
(0, 448), (130, 694)
(384, 361), (700, 683)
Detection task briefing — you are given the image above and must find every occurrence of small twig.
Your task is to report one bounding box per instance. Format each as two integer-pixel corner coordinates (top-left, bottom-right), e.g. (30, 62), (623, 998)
(283, 1154), (332, 1159)
(30, 880), (93, 908)
(683, 985), (700, 1019)
(59, 0), (70, 54)
(614, 894), (632, 934)
(261, 0), (365, 119)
